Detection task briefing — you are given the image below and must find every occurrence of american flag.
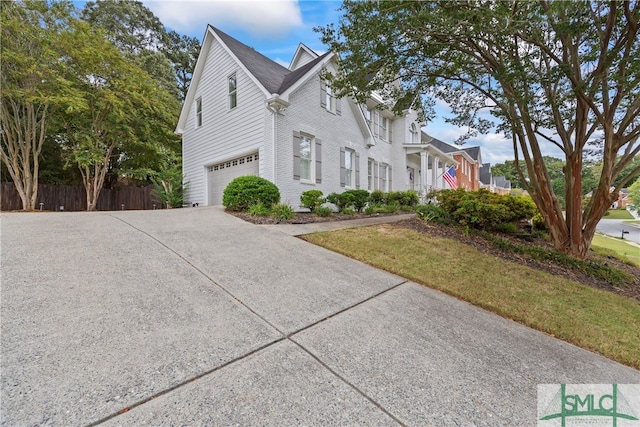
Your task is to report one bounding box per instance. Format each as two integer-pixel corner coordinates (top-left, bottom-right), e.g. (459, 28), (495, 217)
(443, 166), (458, 189)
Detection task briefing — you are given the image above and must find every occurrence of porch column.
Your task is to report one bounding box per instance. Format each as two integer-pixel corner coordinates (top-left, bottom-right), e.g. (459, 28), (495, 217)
(420, 151), (428, 193)
(432, 156), (439, 190)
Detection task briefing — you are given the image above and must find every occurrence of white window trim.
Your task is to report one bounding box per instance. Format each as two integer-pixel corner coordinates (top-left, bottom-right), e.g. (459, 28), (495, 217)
(300, 134), (315, 183)
(344, 148), (355, 188)
(228, 72), (237, 110)
(195, 97), (202, 127)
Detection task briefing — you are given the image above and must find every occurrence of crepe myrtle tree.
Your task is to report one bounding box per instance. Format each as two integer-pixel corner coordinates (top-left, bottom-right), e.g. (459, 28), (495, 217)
(318, 0), (640, 259)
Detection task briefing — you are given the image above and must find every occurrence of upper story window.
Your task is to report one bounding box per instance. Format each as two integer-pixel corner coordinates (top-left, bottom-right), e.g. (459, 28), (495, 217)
(196, 97), (202, 127)
(410, 123), (418, 144)
(228, 72), (237, 109)
(321, 79), (341, 115)
(370, 109), (392, 142)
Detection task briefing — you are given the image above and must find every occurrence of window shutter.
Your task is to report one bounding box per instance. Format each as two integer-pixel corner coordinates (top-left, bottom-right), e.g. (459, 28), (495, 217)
(293, 131), (301, 180)
(374, 161), (379, 190)
(320, 80), (327, 109)
(315, 138), (322, 183)
(340, 147), (346, 187)
(336, 97), (341, 115)
(388, 120), (393, 143)
(389, 165), (393, 190)
(355, 152), (360, 189)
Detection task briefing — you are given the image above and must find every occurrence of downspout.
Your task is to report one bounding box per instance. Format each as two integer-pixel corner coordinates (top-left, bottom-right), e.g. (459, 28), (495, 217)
(266, 95), (289, 187)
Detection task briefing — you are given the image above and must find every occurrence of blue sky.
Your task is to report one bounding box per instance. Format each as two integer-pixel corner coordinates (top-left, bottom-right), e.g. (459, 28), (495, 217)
(80, 0), (569, 164)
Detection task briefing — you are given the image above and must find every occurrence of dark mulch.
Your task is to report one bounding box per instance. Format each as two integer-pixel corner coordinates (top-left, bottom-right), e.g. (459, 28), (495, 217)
(229, 210), (405, 225)
(231, 210), (640, 302)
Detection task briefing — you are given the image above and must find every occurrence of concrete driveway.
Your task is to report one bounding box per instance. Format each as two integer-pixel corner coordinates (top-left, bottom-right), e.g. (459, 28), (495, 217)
(1, 207), (638, 426)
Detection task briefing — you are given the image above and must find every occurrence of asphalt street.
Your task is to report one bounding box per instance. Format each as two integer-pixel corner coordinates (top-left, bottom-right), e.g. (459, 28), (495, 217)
(596, 218), (640, 244)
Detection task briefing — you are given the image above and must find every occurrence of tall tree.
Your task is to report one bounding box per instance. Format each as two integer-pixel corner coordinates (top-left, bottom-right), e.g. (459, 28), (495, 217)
(164, 30), (201, 101)
(81, 0), (178, 99)
(59, 20), (179, 211)
(0, 0), (75, 210)
(320, 1), (640, 258)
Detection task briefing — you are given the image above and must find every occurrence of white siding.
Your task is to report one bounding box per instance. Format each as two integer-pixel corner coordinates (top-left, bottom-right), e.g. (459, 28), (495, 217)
(182, 38), (267, 206)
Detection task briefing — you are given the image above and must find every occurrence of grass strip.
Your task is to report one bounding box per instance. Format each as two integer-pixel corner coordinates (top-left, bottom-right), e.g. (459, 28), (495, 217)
(591, 234), (640, 267)
(605, 209), (634, 220)
(303, 225), (640, 370)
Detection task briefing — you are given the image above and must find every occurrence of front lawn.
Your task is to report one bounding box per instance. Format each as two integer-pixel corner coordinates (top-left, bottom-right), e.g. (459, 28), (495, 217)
(591, 233), (640, 267)
(303, 222), (640, 370)
(605, 209), (634, 219)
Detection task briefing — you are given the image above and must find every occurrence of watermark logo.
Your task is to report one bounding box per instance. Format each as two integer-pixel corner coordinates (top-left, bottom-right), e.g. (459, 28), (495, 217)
(538, 384), (640, 427)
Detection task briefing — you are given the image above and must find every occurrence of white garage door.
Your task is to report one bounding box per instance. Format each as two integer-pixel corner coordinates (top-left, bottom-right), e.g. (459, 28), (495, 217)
(207, 153), (259, 205)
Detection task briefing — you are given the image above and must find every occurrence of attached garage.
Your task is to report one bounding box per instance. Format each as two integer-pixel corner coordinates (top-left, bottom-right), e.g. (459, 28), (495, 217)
(207, 153), (259, 205)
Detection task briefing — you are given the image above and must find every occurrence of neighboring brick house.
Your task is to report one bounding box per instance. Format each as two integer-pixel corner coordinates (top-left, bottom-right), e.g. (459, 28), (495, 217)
(176, 26), (484, 207)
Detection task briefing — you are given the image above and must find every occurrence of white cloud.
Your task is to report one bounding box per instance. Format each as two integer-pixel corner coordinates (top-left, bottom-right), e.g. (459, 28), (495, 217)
(143, 0), (304, 39)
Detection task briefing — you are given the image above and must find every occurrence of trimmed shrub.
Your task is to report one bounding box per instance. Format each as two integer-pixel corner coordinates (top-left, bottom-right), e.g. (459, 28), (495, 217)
(222, 176), (280, 211)
(388, 190), (419, 207)
(434, 188), (537, 231)
(370, 189), (387, 205)
(415, 204), (452, 224)
(343, 189), (370, 212)
(300, 190), (325, 212)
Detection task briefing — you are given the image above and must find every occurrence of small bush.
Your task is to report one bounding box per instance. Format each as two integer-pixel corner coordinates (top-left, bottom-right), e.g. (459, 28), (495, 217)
(315, 206), (333, 217)
(532, 213), (547, 230)
(248, 202), (271, 217)
(494, 222), (520, 234)
(300, 190), (324, 212)
(415, 204), (451, 224)
(341, 208), (357, 215)
(223, 176), (280, 211)
(434, 188), (537, 231)
(388, 190), (419, 207)
(364, 204), (379, 215)
(370, 189), (387, 205)
(270, 203), (294, 221)
(343, 189), (370, 212)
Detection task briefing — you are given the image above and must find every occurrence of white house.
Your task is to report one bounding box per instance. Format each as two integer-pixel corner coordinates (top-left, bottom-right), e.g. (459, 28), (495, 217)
(176, 26), (483, 208)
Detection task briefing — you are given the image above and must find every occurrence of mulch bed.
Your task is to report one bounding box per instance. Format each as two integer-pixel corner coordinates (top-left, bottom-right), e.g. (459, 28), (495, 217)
(231, 211), (640, 302)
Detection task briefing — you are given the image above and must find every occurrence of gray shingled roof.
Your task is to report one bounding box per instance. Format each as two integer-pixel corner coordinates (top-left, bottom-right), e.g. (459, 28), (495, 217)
(463, 146), (480, 160)
(211, 26), (328, 95)
(480, 163), (492, 185)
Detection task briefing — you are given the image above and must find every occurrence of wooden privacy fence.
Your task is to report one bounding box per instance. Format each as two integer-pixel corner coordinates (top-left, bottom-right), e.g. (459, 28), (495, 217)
(1, 183), (165, 211)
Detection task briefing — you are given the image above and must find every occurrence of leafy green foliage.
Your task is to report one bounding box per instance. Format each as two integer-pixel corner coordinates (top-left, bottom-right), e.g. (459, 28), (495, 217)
(434, 189), (536, 231)
(629, 178), (640, 214)
(319, 1), (640, 258)
(344, 189), (370, 212)
(270, 203), (294, 221)
(150, 165), (185, 208)
(415, 204), (452, 225)
(248, 202), (271, 217)
(300, 190), (325, 212)
(222, 176), (280, 211)
(370, 190), (387, 205)
(315, 206), (333, 217)
(388, 190), (419, 207)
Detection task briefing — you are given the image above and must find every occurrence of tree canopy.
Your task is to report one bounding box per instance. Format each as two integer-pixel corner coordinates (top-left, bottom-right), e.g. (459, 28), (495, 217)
(320, 0), (640, 258)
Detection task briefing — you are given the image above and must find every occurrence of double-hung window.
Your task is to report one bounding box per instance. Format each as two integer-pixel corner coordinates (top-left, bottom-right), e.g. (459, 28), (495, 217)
(300, 135), (313, 181)
(344, 149), (354, 187)
(293, 131), (321, 183)
(196, 97), (202, 127)
(368, 158), (374, 191)
(228, 72), (237, 109)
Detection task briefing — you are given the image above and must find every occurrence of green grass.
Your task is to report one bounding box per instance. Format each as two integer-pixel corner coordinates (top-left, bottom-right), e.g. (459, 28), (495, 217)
(591, 233), (640, 267)
(303, 224), (640, 369)
(605, 209), (634, 219)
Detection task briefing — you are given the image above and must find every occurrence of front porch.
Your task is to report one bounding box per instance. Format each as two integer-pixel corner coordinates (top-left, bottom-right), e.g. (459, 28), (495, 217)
(403, 143), (457, 197)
